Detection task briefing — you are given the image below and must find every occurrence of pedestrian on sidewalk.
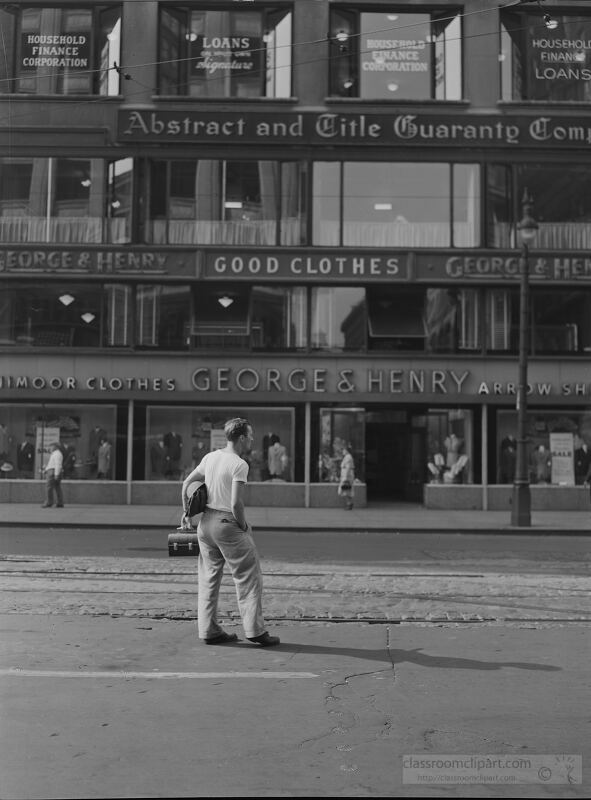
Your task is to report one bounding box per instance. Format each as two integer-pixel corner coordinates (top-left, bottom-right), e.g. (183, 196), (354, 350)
(181, 417), (280, 647)
(41, 443), (64, 508)
(338, 442), (355, 510)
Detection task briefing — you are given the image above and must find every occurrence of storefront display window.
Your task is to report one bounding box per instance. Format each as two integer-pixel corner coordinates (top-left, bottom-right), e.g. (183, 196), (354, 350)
(497, 409), (591, 486)
(0, 157), (132, 244)
(147, 159), (306, 246)
(426, 409), (473, 484)
(0, 4), (121, 95)
(318, 408), (365, 484)
(329, 7), (462, 100)
(487, 163), (591, 250)
(0, 404), (116, 480)
(500, 10), (591, 103)
(145, 407), (294, 482)
(313, 162), (480, 248)
(159, 5), (292, 98)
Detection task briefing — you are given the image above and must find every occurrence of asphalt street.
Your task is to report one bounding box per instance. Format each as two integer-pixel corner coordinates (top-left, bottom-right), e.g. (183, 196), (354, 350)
(0, 526), (589, 798)
(2, 526), (591, 569)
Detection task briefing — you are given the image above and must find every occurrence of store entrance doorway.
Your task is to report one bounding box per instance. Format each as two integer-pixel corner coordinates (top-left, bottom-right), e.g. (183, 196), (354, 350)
(365, 410), (426, 502)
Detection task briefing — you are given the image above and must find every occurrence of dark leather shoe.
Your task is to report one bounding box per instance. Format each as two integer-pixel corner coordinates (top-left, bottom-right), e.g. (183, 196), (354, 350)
(247, 632), (280, 647)
(204, 632), (238, 645)
(56, 505), (64, 508)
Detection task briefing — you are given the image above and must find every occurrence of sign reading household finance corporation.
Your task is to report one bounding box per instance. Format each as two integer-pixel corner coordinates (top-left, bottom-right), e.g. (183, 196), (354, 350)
(118, 110), (591, 147)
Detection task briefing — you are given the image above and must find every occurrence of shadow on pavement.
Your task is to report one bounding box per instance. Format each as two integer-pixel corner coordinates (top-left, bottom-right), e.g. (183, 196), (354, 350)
(226, 641), (562, 671)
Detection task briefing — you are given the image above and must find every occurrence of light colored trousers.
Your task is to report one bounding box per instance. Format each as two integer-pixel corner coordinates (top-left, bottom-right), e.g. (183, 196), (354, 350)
(197, 508), (266, 640)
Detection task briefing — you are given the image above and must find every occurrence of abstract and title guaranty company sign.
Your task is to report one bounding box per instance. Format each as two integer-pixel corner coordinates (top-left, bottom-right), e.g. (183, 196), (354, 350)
(118, 110), (591, 148)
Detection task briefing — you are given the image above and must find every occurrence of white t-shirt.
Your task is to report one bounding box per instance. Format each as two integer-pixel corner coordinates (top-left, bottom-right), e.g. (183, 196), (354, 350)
(197, 449), (249, 512)
(45, 449), (63, 477)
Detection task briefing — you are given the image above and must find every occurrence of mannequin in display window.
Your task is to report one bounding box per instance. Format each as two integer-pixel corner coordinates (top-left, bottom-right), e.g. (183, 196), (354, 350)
(574, 441), (591, 485)
(88, 426), (107, 474)
(62, 444), (77, 479)
(444, 432), (463, 467)
(150, 436), (169, 477)
(17, 436), (35, 476)
(499, 435), (517, 483)
(530, 444), (551, 484)
(0, 422), (12, 462)
(267, 434), (288, 480)
(97, 438), (112, 479)
(163, 431), (183, 479)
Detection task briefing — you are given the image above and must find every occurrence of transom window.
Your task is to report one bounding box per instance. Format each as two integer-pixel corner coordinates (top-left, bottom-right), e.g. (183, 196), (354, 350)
(1, 282), (589, 355)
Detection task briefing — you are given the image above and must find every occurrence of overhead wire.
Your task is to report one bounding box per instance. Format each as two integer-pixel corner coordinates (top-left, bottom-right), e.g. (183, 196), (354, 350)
(0, 3), (583, 130)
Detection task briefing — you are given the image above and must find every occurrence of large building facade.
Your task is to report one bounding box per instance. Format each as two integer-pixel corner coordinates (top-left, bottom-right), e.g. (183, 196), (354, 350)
(1, 0), (590, 508)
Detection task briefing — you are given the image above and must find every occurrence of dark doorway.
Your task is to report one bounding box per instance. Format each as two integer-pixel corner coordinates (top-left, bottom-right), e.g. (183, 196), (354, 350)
(365, 410), (427, 502)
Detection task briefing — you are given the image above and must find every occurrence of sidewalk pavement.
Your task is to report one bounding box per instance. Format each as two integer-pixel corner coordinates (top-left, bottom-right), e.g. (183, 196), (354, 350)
(0, 501), (589, 533)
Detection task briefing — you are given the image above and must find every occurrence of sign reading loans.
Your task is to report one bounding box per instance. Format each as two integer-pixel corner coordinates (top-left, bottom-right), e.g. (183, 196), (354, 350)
(528, 17), (591, 100)
(361, 13), (430, 99)
(191, 33), (261, 80)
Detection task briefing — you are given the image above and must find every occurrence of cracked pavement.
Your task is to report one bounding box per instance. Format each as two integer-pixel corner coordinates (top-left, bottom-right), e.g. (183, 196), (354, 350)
(0, 548), (590, 797)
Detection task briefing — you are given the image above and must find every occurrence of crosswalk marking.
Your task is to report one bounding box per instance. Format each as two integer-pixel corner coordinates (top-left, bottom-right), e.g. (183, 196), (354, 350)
(0, 668), (318, 679)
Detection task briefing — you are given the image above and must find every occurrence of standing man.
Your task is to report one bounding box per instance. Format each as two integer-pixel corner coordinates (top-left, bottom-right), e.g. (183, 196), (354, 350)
(41, 442), (64, 508)
(181, 418), (280, 647)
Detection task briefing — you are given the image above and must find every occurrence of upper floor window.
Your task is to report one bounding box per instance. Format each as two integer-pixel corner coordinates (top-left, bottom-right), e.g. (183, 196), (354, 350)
(500, 8), (591, 102)
(0, 156), (132, 244)
(159, 4), (292, 98)
(486, 163), (591, 250)
(329, 6), (462, 100)
(0, 4), (121, 95)
(313, 161), (479, 248)
(145, 159), (306, 246)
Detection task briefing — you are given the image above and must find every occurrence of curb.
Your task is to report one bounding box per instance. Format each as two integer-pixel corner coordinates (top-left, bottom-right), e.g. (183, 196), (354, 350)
(1, 521), (589, 535)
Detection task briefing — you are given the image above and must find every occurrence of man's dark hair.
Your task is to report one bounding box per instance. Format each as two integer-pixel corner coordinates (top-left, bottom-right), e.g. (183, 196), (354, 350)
(224, 417), (251, 442)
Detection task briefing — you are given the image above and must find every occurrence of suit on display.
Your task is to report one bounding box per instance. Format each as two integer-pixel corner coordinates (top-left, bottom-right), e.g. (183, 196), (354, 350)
(163, 431), (183, 478)
(17, 440), (35, 474)
(574, 444), (591, 485)
(88, 426), (107, 472)
(97, 440), (112, 479)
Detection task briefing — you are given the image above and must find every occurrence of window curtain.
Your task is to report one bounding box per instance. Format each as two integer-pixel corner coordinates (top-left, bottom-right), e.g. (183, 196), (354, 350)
(281, 163), (305, 245)
(152, 159), (279, 245)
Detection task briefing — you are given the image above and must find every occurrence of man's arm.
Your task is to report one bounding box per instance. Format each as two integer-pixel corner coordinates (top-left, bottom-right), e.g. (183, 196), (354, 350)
(181, 466), (205, 511)
(231, 480), (249, 532)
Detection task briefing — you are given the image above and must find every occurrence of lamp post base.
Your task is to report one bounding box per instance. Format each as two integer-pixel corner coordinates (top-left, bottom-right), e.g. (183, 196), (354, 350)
(511, 483), (531, 527)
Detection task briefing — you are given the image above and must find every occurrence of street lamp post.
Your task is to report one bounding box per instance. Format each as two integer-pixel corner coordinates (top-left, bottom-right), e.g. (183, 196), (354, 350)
(511, 189), (538, 527)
